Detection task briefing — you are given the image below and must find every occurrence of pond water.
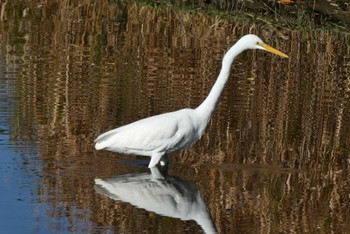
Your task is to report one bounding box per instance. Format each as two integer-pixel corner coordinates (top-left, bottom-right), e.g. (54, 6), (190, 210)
(1, 1), (350, 234)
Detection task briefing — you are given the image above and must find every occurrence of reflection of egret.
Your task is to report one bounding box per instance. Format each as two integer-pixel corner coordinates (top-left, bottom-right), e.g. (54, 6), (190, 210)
(95, 34), (288, 168)
(94, 161), (217, 234)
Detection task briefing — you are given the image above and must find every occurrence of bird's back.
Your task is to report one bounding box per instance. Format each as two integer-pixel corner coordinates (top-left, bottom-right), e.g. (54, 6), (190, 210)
(94, 108), (201, 156)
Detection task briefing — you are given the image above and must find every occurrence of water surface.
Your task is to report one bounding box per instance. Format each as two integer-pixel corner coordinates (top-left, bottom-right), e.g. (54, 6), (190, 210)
(0, 1), (350, 233)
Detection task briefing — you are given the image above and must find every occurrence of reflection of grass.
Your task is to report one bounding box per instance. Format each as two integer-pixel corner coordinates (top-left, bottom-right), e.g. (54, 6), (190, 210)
(0, 2), (347, 234)
(0, 128), (7, 140)
(322, 215), (332, 233)
(271, 179), (283, 202)
(322, 176), (333, 196)
(287, 121), (301, 144)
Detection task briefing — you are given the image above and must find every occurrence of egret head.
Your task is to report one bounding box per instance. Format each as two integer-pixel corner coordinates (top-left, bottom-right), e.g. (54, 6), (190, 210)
(239, 34), (288, 58)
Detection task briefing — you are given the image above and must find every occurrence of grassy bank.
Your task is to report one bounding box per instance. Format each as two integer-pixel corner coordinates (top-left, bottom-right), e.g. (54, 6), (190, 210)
(134, 0), (350, 31)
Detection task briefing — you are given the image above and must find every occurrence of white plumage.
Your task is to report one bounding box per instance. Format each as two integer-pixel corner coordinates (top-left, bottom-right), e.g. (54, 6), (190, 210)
(95, 34), (288, 167)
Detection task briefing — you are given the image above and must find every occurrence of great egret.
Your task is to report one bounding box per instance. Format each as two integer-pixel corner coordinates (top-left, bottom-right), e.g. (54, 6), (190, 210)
(95, 34), (288, 168)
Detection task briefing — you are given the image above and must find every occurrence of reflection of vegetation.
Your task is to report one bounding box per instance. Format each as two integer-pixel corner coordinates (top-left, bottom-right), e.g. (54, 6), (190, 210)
(1, 0), (350, 233)
(323, 215), (332, 233)
(271, 179), (283, 202)
(287, 121), (301, 144)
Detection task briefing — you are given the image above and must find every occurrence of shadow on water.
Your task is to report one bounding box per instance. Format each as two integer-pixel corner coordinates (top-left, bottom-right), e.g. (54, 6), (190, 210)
(94, 158), (217, 234)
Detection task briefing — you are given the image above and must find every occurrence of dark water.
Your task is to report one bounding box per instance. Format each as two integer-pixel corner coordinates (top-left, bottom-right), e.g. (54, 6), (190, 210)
(1, 1), (350, 233)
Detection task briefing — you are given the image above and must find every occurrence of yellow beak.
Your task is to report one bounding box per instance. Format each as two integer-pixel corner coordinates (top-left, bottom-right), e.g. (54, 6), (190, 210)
(258, 42), (289, 58)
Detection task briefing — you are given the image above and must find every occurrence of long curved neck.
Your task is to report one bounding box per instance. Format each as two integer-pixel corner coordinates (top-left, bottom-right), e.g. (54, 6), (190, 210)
(196, 42), (246, 123)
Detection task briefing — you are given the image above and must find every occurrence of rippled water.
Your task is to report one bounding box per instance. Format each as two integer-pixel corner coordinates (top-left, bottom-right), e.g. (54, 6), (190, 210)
(1, 1), (350, 234)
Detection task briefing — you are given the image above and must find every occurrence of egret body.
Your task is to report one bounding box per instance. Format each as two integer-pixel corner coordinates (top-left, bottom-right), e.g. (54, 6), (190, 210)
(95, 34), (288, 168)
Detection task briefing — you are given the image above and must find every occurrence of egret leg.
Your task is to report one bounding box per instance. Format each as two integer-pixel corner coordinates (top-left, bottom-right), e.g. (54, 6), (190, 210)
(148, 153), (164, 168)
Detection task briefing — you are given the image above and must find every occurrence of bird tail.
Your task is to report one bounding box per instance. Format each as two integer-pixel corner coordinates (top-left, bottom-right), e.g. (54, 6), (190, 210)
(94, 129), (120, 150)
(95, 141), (106, 150)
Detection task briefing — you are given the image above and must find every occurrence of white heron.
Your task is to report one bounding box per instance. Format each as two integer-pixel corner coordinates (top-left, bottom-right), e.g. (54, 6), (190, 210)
(95, 34), (288, 168)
